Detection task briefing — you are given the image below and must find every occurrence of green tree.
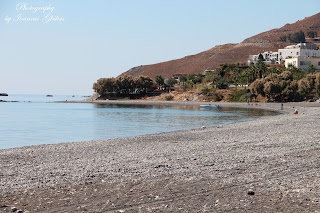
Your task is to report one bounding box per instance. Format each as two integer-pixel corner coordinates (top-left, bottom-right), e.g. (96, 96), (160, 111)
(250, 78), (265, 97)
(122, 75), (135, 94)
(307, 65), (316, 74)
(287, 66), (307, 80)
(115, 77), (124, 93)
(93, 78), (116, 96)
(193, 74), (203, 84)
(250, 72), (317, 102)
(188, 74), (195, 81)
(307, 31), (318, 38)
(214, 78), (228, 89)
(288, 31), (305, 43)
(288, 33), (292, 42)
(115, 76), (135, 94)
(258, 53), (264, 61)
(215, 68), (226, 78)
(283, 80), (299, 101)
(280, 35), (287, 42)
(265, 67), (281, 76)
(179, 75), (187, 83)
(93, 80), (105, 96)
(179, 75), (188, 90)
(244, 66), (256, 83)
(186, 80), (194, 89)
(264, 81), (281, 101)
(237, 72), (248, 85)
(305, 74), (316, 89)
(204, 71), (214, 83)
(298, 78), (312, 98)
(280, 71), (293, 81)
(135, 76), (154, 94)
(166, 78), (177, 91)
(255, 60), (267, 78)
(155, 75), (164, 89)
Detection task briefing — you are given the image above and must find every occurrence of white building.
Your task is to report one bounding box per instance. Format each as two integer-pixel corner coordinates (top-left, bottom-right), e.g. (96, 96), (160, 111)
(269, 52), (279, 61)
(248, 54), (259, 64)
(248, 51), (279, 65)
(279, 43), (320, 63)
(285, 57), (320, 70)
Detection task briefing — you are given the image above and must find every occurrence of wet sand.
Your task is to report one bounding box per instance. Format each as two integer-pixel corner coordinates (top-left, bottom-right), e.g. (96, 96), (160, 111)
(0, 102), (319, 212)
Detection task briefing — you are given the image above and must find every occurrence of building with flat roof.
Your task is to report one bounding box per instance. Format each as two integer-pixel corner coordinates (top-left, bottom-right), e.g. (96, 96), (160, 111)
(279, 43), (320, 63)
(248, 43), (320, 68)
(248, 51), (279, 65)
(285, 57), (320, 70)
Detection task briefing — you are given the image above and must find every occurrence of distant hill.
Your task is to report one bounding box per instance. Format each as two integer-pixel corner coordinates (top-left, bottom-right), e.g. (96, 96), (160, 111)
(121, 13), (320, 79)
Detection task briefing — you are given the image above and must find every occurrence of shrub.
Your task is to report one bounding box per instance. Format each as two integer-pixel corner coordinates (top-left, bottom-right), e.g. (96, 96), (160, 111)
(264, 81), (281, 100)
(288, 31), (305, 43)
(93, 78), (116, 96)
(155, 75), (164, 88)
(201, 90), (223, 102)
(280, 71), (293, 81)
(119, 97), (130, 101)
(231, 89), (250, 102)
(165, 95), (174, 101)
(280, 35), (287, 42)
(307, 31), (317, 38)
(201, 87), (210, 94)
(215, 78), (228, 89)
(283, 80), (299, 101)
(250, 79), (265, 97)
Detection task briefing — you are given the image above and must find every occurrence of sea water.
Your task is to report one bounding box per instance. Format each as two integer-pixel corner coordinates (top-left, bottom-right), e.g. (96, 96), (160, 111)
(0, 94), (278, 149)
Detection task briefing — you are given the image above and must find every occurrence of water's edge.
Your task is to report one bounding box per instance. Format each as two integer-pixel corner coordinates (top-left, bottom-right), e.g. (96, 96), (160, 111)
(1, 100), (284, 150)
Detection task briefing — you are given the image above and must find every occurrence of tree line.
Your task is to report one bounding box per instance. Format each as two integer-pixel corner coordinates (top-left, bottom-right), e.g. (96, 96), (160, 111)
(250, 71), (320, 102)
(280, 31), (306, 43)
(93, 75), (154, 96)
(93, 56), (319, 102)
(280, 30), (318, 43)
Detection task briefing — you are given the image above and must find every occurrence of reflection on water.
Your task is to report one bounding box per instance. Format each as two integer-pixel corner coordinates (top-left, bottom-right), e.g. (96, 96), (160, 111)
(91, 104), (278, 142)
(0, 101), (279, 149)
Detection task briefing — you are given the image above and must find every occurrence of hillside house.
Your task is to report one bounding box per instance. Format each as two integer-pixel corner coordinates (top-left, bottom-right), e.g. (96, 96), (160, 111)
(248, 51), (279, 65)
(248, 43), (320, 70)
(285, 57), (320, 70)
(279, 43), (320, 63)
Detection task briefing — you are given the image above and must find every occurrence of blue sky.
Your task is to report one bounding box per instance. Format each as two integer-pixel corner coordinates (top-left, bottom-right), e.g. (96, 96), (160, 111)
(0, 0), (319, 95)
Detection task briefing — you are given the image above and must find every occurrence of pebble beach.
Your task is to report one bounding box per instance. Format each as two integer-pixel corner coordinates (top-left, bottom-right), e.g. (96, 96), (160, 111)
(0, 102), (320, 212)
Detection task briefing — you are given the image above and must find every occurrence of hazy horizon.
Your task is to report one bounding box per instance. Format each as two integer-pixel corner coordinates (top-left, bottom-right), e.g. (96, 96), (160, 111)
(1, 0), (319, 95)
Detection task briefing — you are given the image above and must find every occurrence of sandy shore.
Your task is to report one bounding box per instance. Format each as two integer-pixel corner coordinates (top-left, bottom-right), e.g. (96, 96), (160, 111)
(1, 102), (320, 212)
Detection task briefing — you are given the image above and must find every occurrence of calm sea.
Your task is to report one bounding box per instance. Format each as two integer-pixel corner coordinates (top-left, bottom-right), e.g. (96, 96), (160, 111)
(0, 94), (278, 149)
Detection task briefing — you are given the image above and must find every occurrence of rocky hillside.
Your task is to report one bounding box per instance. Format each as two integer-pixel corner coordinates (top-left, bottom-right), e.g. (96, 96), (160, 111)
(121, 13), (320, 79)
(243, 13), (320, 43)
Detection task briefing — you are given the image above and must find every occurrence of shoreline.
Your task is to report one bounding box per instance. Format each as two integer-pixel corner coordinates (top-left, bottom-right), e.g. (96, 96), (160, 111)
(59, 99), (320, 115)
(61, 99), (294, 111)
(0, 100), (285, 151)
(1, 102), (320, 212)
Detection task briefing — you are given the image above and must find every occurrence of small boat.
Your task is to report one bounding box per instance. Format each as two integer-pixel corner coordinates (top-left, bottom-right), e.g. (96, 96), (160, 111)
(46, 95), (53, 97)
(0, 93), (8, 96)
(200, 104), (220, 109)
